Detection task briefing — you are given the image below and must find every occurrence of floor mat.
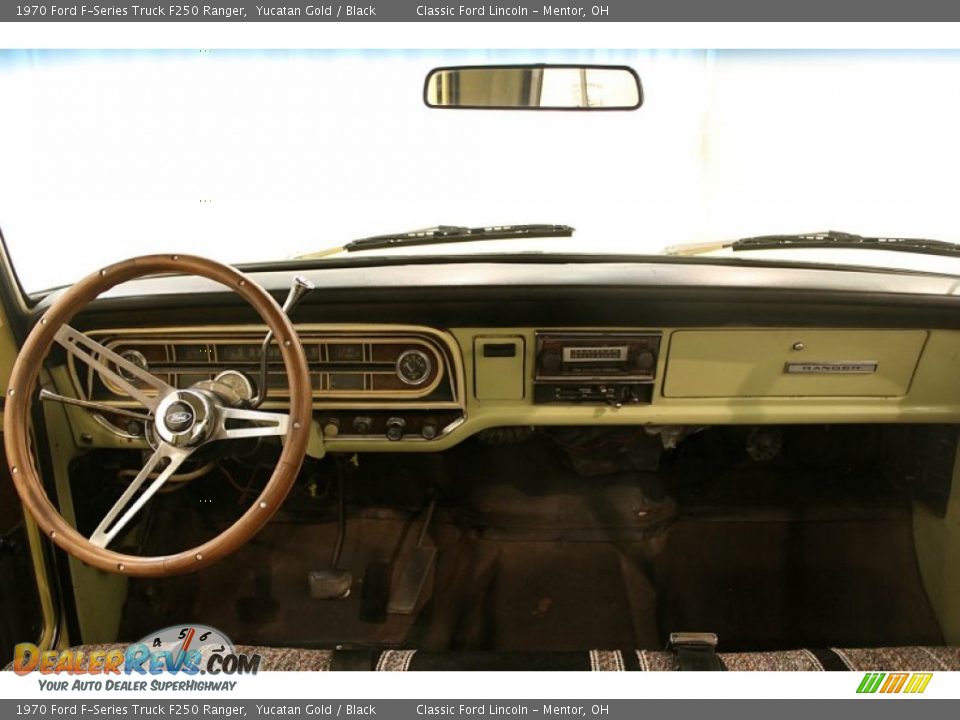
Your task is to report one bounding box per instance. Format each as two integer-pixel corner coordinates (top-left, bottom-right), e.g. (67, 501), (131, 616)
(448, 540), (658, 651)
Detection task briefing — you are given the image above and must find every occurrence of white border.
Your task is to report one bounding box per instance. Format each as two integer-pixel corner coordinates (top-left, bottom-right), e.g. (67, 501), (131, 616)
(4, 22), (960, 49)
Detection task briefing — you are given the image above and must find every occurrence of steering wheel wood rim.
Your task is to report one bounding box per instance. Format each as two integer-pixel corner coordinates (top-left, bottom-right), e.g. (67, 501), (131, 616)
(3, 254), (313, 576)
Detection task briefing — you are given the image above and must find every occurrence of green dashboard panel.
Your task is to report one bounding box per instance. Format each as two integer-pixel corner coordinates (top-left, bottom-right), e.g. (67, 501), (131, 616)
(663, 329), (928, 398)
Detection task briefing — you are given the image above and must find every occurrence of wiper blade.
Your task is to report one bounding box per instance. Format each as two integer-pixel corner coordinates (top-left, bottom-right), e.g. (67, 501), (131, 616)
(295, 224), (575, 260)
(343, 224), (575, 253)
(666, 230), (960, 258)
(732, 230), (960, 256)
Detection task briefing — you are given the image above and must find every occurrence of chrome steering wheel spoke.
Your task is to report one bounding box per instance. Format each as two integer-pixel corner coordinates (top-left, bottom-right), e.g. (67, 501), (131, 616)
(54, 325), (173, 412)
(89, 443), (194, 549)
(39, 388), (153, 422)
(215, 405), (290, 441)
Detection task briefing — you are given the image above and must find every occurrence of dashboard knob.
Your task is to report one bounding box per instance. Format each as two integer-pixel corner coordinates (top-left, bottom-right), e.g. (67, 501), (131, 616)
(353, 416), (372, 435)
(323, 418), (340, 438)
(540, 349), (563, 375)
(421, 421), (438, 440)
(385, 417), (406, 441)
(631, 350), (656, 372)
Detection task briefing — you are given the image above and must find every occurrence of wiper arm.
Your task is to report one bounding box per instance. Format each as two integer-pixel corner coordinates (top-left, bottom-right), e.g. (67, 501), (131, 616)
(296, 224), (574, 259)
(666, 230), (960, 258)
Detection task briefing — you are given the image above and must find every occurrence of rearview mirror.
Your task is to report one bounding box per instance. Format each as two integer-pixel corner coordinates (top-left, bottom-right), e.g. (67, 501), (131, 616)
(424, 64), (642, 111)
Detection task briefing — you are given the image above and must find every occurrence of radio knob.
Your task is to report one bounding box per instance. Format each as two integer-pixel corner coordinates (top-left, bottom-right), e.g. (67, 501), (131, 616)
(540, 349), (563, 375)
(631, 350), (656, 372)
(421, 421), (439, 440)
(385, 417), (406, 441)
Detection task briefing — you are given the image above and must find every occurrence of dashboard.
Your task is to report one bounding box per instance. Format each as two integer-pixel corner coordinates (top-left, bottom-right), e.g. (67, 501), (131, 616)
(52, 321), (960, 457)
(26, 257), (960, 455)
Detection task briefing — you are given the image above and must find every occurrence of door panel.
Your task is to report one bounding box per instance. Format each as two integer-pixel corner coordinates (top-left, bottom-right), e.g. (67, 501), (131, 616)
(0, 292), (45, 667)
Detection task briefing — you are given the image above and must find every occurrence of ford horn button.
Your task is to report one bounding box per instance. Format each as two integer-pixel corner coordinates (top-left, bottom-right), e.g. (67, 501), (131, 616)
(163, 402), (195, 432)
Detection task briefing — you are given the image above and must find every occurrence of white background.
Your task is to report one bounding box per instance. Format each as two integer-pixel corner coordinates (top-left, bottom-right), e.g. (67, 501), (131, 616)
(4, 30), (960, 290)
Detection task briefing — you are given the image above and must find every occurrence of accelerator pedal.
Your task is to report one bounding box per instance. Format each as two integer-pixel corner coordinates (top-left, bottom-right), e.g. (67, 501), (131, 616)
(387, 498), (438, 615)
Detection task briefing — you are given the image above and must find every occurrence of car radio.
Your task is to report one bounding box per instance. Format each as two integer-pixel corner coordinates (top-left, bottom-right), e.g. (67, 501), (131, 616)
(533, 332), (661, 405)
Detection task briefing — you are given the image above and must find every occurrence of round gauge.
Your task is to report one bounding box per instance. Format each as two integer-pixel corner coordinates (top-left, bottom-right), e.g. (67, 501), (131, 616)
(396, 349), (432, 386)
(117, 349), (149, 381)
(214, 370), (256, 402)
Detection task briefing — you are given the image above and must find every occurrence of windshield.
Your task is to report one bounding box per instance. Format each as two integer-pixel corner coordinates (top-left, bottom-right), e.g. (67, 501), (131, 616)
(3, 48), (960, 292)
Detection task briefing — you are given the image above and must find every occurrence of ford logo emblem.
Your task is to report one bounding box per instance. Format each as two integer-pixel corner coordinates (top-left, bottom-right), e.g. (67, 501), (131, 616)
(164, 403), (195, 432)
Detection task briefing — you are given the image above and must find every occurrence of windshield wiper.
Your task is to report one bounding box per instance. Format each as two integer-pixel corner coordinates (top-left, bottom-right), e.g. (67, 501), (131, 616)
(665, 230), (960, 258)
(297, 224), (574, 259)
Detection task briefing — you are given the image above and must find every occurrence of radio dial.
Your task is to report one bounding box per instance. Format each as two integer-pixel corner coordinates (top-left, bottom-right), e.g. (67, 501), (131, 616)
(540, 349), (564, 375)
(631, 350), (656, 372)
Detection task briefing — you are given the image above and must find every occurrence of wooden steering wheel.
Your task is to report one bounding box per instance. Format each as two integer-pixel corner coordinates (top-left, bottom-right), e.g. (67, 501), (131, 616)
(3, 255), (313, 576)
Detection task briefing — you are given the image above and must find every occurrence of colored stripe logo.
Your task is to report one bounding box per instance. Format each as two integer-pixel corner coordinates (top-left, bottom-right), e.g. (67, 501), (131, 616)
(857, 672), (933, 694)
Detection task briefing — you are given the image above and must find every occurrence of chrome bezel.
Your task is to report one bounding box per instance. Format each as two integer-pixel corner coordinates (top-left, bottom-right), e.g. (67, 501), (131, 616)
(395, 349), (432, 386)
(117, 349), (149, 381)
(214, 369), (256, 402)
